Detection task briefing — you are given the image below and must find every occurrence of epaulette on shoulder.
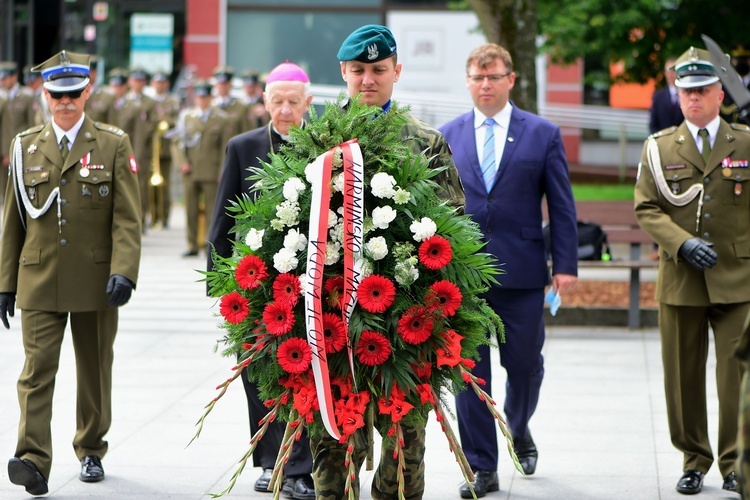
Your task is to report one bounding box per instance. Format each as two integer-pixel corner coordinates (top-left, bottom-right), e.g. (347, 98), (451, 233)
(19, 124), (45, 137)
(94, 122), (125, 136)
(730, 122), (750, 133)
(648, 126), (678, 139)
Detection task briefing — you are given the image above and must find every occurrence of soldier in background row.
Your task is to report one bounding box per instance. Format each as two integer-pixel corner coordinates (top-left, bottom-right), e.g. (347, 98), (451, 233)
(212, 65), (250, 136)
(23, 65), (48, 125)
(174, 80), (233, 257)
(149, 70), (181, 229)
(1, 62), (37, 200)
(85, 56), (116, 124)
(241, 69), (269, 130)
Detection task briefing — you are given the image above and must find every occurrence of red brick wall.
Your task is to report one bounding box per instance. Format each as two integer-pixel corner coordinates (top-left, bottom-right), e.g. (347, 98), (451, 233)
(184, 0), (221, 78)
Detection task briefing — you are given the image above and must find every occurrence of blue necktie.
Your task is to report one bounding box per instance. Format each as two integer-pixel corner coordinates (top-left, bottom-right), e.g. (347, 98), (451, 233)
(481, 118), (496, 192)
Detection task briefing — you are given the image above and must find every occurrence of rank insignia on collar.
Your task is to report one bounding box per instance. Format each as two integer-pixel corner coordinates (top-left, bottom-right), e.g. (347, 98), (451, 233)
(677, 135), (685, 143)
(27, 144), (37, 155)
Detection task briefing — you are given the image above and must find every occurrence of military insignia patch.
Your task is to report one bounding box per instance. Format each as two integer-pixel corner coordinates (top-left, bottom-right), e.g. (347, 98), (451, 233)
(27, 144), (37, 155)
(664, 164), (686, 169)
(99, 185), (110, 197)
(129, 156), (138, 173)
(367, 43), (379, 60)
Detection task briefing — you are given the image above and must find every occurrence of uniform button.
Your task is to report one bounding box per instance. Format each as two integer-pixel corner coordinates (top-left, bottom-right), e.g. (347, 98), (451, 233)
(61, 219), (67, 226)
(672, 174), (679, 180)
(704, 177), (710, 184)
(61, 199), (67, 206)
(21, 257), (26, 263)
(93, 176), (98, 181)
(704, 213), (711, 220)
(703, 232), (710, 238)
(60, 239), (67, 246)
(737, 175), (742, 181)
(61, 179), (67, 186)
(704, 195), (711, 202)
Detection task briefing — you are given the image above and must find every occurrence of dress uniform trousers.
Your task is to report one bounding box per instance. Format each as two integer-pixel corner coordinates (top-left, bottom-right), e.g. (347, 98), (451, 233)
(183, 174), (217, 253)
(659, 301), (749, 476)
(16, 308), (118, 480)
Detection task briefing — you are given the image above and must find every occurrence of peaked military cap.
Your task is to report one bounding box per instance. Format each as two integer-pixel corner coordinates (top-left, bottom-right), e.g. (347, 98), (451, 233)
(23, 64), (41, 83)
(129, 67), (149, 81)
(151, 70), (170, 82)
(212, 65), (235, 83)
(89, 55), (99, 71)
(193, 79), (213, 97)
(673, 47), (720, 88)
(338, 24), (397, 63)
(32, 51), (90, 92)
(108, 67), (129, 86)
(241, 69), (258, 85)
(0, 61), (19, 78)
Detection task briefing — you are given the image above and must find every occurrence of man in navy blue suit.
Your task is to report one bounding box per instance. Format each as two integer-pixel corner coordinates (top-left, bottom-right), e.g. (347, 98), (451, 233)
(649, 57), (684, 135)
(440, 43), (578, 498)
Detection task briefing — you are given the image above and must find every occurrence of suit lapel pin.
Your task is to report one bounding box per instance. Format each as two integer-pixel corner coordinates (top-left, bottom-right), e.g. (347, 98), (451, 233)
(507, 137), (514, 142)
(27, 144), (37, 155)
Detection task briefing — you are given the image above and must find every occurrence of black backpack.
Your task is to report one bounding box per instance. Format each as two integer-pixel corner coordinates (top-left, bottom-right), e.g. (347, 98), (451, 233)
(543, 221), (611, 261)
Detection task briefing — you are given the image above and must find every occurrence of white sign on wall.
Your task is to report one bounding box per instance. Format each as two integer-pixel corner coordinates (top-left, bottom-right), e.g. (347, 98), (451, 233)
(130, 13), (174, 74)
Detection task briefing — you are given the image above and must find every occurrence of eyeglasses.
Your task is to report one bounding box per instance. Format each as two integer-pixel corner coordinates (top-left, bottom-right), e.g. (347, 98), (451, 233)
(468, 73), (511, 84)
(48, 89), (84, 100)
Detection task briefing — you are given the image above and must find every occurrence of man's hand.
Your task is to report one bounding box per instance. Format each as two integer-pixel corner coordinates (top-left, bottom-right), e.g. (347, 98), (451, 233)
(552, 274), (578, 295)
(0, 293), (16, 329)
(106, 275), (134, 308)
(678, 238), (718, 270)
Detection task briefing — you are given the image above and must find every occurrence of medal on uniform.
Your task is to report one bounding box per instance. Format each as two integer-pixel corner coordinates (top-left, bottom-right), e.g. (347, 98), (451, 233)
(99, 185), (110, 197)
(671, 182), (680, 194)
(28, 187), (35, 200)
(79, 152), (91, 178)
(723, 168), (732, 177)
(82, 184), (91, 197)
(80, 167), (90, 178)
(735, 183), (742, 197)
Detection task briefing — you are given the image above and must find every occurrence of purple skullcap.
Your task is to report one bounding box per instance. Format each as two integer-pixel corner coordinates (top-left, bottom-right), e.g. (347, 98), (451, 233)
(266, 61), (309, 84)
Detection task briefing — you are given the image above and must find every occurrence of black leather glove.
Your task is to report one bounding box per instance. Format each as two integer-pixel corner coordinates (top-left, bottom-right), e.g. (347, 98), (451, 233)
(106, 275), (134, 308)
(678, 238), (718, 270)
(0, 293), (16, 329)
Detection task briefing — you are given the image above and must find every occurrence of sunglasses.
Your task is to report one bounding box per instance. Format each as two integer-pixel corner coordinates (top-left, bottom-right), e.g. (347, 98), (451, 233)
(49, 89), (84, 100)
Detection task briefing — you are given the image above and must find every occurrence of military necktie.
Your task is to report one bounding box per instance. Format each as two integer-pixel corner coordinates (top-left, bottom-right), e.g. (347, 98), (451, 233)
(481, 118), (496, 192)
(698, 128), (711, 164)
(60, 135), (69, 163)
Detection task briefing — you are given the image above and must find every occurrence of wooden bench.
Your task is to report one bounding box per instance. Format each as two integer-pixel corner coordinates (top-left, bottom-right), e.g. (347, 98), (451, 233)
(545, 201), (658, 329)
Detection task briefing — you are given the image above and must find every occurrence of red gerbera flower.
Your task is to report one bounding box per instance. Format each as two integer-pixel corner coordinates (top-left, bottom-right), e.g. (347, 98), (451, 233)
(356, 330), (391, 366)
(277, 337), (312, 374)
(272, 273), (301, 306)
(357, 274), (396, 313)
(426, 280), (463, 316)
(418, 235), (453, 270)
(262, 302), (295, 336)
(323, 313), (347, 353)
(219, 291), (249, 324)
(396, 306), (434, 344)
(324, 276), (344, 309)
(235, 254), (269, 290)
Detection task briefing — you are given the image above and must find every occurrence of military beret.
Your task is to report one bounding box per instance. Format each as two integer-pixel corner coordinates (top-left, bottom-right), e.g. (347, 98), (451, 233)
(193, 79), (213, 97)
(129, 67), (149, 80)
(108, 67), (129, 86)
(0, 61), (18, 78)
(151, 70), (170, 82)
(673, 47), (720, 89)
(212, 65), (235, 83)
(32, 51), (90, 92)
(338, 24), (397, 63)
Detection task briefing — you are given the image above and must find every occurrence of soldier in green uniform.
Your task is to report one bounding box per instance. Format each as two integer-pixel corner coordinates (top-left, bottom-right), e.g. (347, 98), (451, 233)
(149, 70), (181, 229)
(0, 50), (142, 496)
(174, 80), (233, 256)
(635, 47), (750, 495)
(23, 65), (47, 125)
(212, 65), (251, 136)
(310, 25), (464, 500)
(84, 56), (116, 124)
(241, 69), (269, 129)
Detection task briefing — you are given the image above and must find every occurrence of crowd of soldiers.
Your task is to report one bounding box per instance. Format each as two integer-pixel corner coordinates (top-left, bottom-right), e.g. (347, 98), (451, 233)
(0, 59), (270, 253)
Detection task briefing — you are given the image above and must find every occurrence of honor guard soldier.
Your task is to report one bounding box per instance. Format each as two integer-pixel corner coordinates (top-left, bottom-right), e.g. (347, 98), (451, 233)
(175, 79), (233, 256)
(23, 65), (47, 125)
(1, 62), (37, 200)
(85, 56), (116, 124)
(241, 69), (269, 129)
(212, 65), (251, 136)
(0, 50), (142, 496)
(107, 67), (158, 229)
(149, 70), (181, 229)
(635, 46), (750, 495)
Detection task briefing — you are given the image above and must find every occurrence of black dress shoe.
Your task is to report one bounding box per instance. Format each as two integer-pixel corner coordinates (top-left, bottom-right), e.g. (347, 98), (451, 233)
(254, 468), (274, 492)
(8, 457), (48, 496)
(723, 471), (738, 492)
(281, 474), (315, 500)
(182, 249), (199, 257)
(80, 455), (104, 482)
(513, 434), (538, 475)
(676, 470), (704, 494)
(459, 470), (499, 499)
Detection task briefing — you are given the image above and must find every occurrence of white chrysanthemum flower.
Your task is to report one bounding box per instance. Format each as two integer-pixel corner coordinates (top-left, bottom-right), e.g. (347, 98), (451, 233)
(393, 188), (411, 205)
(304, 163), (317, 184)
(410, 217), (437, 242)
(276, 200), (301, 227)
(332, 147), (343, 168)
(282, 177), (306, 202)
(394, 256), (420, 286)
(329, 222), (344, 244)
(328, 209), (338, 228)
(273, 248), (299, 273)
(325, 241), (341, 265)
(356, 257), (374, 278)
(365, 236), (389, 261)
(283, 228), (308, 252)
(372, 206), (397, 230)
(244, 228), (264, 250)
(370, 172), (397, 199)
(332, 172), (345, 193)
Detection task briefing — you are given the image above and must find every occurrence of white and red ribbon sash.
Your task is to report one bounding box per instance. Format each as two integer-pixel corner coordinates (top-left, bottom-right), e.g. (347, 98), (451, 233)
(304, 141), (364, 440)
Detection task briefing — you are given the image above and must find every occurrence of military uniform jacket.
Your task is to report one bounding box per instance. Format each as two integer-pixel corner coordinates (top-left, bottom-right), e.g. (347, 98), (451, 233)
(1, 86), (36, 158)
(635, 119), (750, 305)
(108, 92), (157, 166)
(214, 96), (250, 136)
(0, 117), (142, 311)
(85, 86), (116, 124)
(153, 93), (181, 159)
(177, 106), (233, 182)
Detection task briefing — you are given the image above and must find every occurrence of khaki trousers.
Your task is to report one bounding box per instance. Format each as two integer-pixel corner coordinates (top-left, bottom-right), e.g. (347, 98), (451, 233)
(659, 301), (749, 476)
(15, 308), (118, 480)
